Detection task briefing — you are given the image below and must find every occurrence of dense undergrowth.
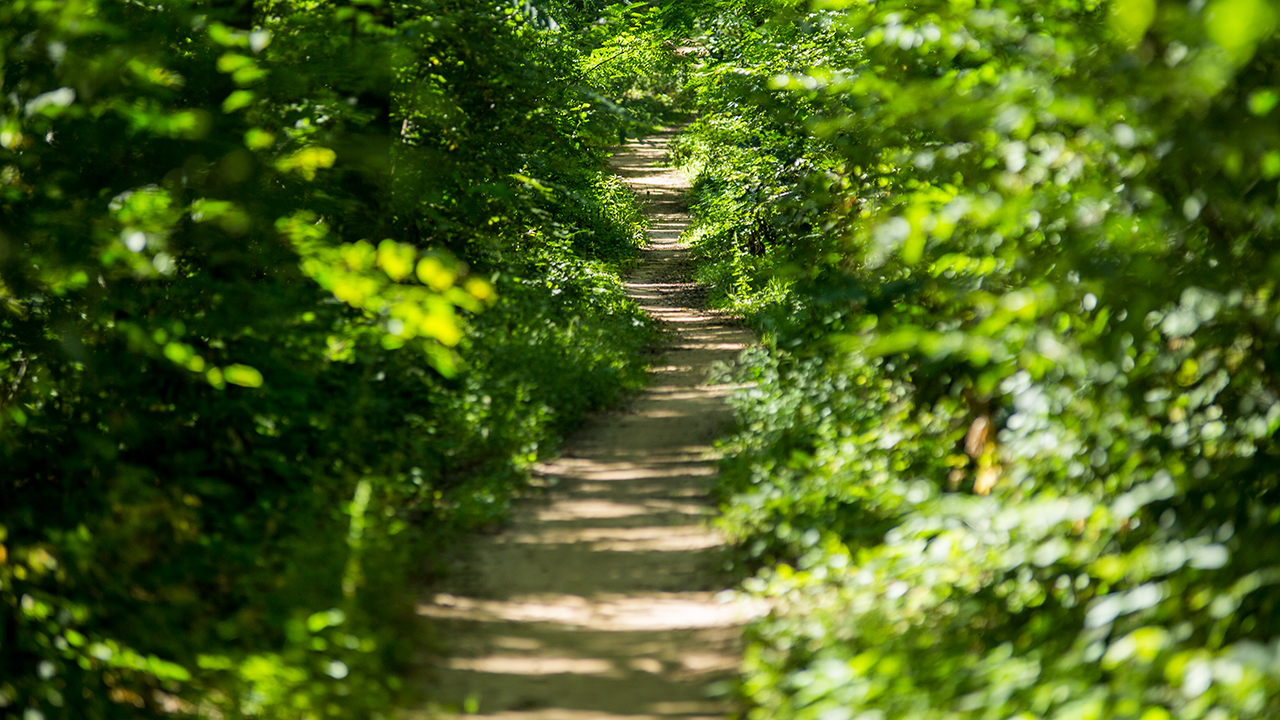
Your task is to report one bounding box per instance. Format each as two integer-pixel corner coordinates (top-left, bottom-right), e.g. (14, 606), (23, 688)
(671, 1), (1280, 719)
(0, 1), (689, 718)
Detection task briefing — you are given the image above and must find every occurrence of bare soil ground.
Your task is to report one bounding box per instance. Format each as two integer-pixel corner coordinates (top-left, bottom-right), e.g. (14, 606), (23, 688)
(411, 129), (763, 720)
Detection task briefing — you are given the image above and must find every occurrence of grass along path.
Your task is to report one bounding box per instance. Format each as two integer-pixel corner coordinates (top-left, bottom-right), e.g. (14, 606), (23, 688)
(411, 129), (764, 719)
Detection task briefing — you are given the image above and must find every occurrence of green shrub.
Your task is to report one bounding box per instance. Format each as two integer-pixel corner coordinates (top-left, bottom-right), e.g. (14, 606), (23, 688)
(0, 1), (653, 717)
(679, 1), (1280, 719)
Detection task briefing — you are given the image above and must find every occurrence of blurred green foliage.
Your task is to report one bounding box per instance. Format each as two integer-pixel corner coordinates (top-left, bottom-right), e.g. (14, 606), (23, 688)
(673, 0), (1280, 719)
(1, 1), (657, 717)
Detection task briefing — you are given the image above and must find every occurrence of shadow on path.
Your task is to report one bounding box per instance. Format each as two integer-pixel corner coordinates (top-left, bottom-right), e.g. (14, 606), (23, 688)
(411, 129), (763, 720)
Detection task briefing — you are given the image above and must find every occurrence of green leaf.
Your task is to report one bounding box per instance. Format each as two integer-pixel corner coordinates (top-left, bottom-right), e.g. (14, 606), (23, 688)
(222, 90), (255, 113)
(223, 364), (263, 388)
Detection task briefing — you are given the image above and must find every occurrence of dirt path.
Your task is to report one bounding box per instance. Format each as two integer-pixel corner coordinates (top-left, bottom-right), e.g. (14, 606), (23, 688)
(412, 129), (762, 720)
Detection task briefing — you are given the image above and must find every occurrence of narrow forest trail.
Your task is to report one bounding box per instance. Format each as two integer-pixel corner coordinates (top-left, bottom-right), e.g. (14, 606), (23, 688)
(411, 129), (764, 719)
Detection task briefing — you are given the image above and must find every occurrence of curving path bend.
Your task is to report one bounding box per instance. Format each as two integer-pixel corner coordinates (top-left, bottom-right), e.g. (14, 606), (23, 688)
(411, 128), (763, 720)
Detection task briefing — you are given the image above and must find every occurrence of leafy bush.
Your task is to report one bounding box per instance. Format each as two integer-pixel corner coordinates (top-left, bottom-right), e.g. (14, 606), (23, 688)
(1, 1), (653, 718)
(678, 1), (1280, 719)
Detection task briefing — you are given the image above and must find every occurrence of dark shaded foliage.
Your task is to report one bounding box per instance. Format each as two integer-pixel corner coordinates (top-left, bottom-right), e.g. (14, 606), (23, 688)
(1, 1), (654, 717)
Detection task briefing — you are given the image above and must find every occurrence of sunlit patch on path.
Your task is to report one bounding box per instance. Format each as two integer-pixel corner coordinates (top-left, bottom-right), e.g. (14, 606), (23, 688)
(410, 129), (764, 719)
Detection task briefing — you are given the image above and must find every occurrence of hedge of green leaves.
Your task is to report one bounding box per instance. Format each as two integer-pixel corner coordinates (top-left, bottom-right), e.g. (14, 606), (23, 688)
(675, 1), (1280, 719)
(1, 1), (657, 717)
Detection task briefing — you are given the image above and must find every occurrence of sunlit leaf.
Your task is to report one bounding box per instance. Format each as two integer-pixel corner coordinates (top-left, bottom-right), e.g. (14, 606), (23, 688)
(223, 364), (263, 388)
